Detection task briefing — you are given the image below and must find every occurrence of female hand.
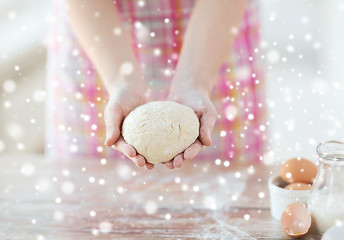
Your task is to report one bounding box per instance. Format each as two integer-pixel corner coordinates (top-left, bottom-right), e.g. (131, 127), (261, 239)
(104, 81), (154, 170)
(166, 86), (217, 169)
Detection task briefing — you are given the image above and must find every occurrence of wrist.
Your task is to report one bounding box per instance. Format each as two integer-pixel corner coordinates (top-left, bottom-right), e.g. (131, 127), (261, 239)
(108, 78), (147, 102)
(171, 58), (216, 96)
(171, 72), (214, 97)
(169, 82), (212, 102)
(105, 70), (146, 94)
(98, 55), (143, 91)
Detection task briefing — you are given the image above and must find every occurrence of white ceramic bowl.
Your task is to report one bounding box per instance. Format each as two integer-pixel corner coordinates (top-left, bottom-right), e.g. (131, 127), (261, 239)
(268, 175), (311, 220)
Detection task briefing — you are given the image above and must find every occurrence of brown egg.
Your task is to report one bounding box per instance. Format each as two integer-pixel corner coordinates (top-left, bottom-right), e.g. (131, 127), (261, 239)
(284, 182), (312, 190)
(280, 157), (317, 184)
(280, 203), (312, 238)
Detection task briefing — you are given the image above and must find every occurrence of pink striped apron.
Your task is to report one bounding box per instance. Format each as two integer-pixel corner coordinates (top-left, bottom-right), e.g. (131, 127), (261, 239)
(46, 0), (268, 163)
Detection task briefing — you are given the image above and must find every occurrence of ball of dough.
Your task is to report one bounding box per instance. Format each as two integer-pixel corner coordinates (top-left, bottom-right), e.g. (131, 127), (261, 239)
(122, 101), (200, 164)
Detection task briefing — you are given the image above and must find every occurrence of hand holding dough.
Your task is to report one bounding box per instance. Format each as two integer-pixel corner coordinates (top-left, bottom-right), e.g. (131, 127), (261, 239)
(122, 101), (200, 164)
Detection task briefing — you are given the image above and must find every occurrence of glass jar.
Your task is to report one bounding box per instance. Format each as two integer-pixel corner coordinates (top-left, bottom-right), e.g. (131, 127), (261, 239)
(308, 140), (344, 233)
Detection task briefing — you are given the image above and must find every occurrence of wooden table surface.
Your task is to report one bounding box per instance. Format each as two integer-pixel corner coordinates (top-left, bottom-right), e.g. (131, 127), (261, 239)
(0, 154), (322, 240)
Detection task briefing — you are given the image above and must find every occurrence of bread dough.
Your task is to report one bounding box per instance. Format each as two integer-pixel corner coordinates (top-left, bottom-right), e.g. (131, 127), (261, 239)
(122, 101), (200, 164)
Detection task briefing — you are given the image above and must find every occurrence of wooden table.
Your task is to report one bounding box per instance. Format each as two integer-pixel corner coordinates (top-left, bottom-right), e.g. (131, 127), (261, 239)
(0, 154), (322, 239)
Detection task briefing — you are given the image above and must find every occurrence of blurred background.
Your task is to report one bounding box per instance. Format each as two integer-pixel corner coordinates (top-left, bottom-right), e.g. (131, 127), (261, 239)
(0, 0), (343, 161)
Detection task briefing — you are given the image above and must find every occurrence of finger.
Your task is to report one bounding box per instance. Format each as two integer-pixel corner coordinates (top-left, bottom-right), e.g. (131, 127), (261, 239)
(130, 154), (146, 167)
(165, 161), (175, 169)
(104, 105), (123, 146)
(112, 137), (136, 158)
(199, 108), (217, 146)
(184, 139), (205, 161)
(173, 153), (184, 168)
(144, 162), (154, 170)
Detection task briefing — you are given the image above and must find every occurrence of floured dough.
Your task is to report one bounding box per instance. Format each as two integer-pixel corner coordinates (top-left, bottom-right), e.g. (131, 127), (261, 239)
(122, 101), (200, 164)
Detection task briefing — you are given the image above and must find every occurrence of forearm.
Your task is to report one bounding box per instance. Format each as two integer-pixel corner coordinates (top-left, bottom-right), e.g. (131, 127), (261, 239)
(66, 0), (143, 92)
(172, 0), (247, 94)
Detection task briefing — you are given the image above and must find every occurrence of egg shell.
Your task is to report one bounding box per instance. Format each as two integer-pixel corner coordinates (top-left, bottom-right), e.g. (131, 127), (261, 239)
(280, 203), (312, 238)
(284, 182), (312, 191)
(280, 157), (317, 184)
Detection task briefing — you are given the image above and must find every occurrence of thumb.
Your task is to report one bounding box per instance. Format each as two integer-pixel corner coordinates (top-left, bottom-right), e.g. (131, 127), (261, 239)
(104, 105), (122, 146)
(105, 124), (120, 147)
(199, 111), (217, 146)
